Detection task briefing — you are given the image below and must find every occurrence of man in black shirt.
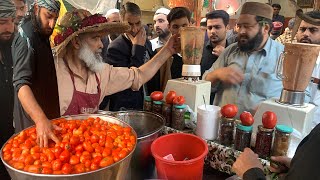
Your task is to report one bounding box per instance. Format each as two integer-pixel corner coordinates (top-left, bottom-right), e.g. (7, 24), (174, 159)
(201, 10), (234, 104)
(0, 1), (16, 178)
(271, 4), (285, 25)
(12, 0), (61, 148)
(105, 2), (154, 111)
(167, 7), (191, 79)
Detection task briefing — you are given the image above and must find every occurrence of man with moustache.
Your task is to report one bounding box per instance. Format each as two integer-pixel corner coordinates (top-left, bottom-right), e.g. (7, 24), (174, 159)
(12, 0), (27, 26)
(101, 8), (120, 59)
(295, 11), (320, 128)
(150, 7), (171, 51)
(201, 10), (234, 104)
(12, 0), (61, 148)
(53, 9), (180, 116)
(0, 1), (16, 178)
(203, 2), (284, 116)
(105, 2), (155, 111)
(232, 12), (320, 180)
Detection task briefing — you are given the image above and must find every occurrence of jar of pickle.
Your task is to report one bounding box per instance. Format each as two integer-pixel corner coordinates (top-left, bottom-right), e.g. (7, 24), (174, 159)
(255, 125), (274, 159)
(152, 101), (163, 114)
(234, 124), (253, 151)
(219, 117), (235, 146)
(271, 125), (293, 168)
(162, 103), (172, 127)
(144, 96), (152, 111)
(172, 104), (186, 130)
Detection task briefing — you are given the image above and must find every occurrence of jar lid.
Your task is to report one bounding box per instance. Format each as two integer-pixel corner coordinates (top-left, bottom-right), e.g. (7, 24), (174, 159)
(144, 96), (151, 101)
(174, 104), (186, 109)
(237, 123), (253, 132)
(153, 101), (163, 105)
(276, 125), (293, 134)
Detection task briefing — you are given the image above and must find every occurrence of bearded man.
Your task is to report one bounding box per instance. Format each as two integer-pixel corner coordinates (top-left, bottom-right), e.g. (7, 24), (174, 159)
(0, 1), (16, 178)
(53, 9), (180, 116)
(150, 7), (171, 51)
(203, 2), (284, 116)
(12, 0), (61, 147)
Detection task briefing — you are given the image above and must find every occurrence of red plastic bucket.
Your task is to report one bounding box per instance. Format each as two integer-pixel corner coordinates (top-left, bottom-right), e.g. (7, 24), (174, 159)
(151, 133), (208, 180)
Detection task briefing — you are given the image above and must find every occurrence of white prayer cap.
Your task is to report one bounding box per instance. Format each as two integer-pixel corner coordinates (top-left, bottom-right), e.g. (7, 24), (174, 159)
(155, 7), (170, 16)
(105, 8), (120, 18)
(200, 18), (207, 23)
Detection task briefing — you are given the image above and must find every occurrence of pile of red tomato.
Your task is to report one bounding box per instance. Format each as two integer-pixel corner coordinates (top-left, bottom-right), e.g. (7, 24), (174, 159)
(150, 90), (185, 105)
(2, 117), (136, 175)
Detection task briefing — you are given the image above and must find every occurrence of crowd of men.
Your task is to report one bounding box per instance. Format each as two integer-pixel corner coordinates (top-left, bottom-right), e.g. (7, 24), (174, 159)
(1, 0), (320, 179)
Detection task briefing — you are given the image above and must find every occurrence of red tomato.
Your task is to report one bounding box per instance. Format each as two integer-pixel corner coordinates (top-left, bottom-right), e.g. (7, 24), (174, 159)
(99, 157), (114, 167)
(172, 96), (185, 105)
(83, 142), (94, 153)
(28, 165), (41, 173)
(53, 146), (63, 159)
(75, 144), (84, 152)
(90, 163), (99, 171)
(240, 111), (254, 126)
(70, 136), (80, 145)
(41, 167), (53, 174)
(74, 163), (85, 173)
(52, 159), (62, 171)
(220, 104), (238, 118)
(69, 155), (80, 165)
(61, 163), (72, 174)
(59, 150), (71, 163)
(165, 90), (177, 104)
(150, 91), (164, 101)
(262, 111), (277, 129)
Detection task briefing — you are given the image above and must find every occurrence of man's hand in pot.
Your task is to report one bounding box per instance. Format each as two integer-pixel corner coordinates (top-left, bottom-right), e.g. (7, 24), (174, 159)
(36, 118), (61, 147)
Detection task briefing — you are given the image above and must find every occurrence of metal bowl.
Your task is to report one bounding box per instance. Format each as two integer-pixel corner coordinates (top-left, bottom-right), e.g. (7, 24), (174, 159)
(1, 114), (137, 180)
(98, 111), (165, 179)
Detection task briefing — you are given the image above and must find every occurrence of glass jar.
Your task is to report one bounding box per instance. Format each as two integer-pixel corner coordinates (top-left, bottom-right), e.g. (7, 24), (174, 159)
(152, 101), (163, 114)
(143, 96), (152, 112)
(234, 124), (253, 151)
(255, 125), (274, 159)
(172, 104), (186, 130)
(271, 125), (293, 168)
(219, 117), (235, 146)
(162, 103), (172, 127)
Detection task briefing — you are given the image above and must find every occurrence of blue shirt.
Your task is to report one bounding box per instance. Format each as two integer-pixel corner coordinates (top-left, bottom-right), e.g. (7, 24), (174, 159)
(203, 37), (284, 115)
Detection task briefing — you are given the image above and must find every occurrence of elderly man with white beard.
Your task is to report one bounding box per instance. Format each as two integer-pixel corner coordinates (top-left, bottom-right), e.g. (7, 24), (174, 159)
(53, 9), (180, 116)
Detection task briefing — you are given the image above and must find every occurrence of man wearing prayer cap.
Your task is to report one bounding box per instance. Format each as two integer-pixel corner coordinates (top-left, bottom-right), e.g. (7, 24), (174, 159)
(11, 0), (61, 148)
(232, 12), (320, 180)
(104, 8), (120, 22)
(0, 1), (16, 178)
(150, 7), (171, 51)
(203, 2), (284, 116)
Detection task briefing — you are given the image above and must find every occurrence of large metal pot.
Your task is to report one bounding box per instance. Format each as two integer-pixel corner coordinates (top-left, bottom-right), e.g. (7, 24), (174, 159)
(98, 111), (165, 180)
(1, 114), (137, 180)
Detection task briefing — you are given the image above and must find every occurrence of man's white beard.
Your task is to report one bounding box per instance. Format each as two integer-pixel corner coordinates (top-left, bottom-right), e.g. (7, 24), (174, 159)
(78, 43), (104, 72)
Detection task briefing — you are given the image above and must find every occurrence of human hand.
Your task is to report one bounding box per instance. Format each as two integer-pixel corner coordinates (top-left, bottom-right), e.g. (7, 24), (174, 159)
(35, 118), (61, 147)
(232, 148), (264, 178)
(212, 45), (225, 56)
(127, 27), (146, 46)
(163, 34), (180, 55)
(215, 66), (244, 84)
(269, 156), (291, 173)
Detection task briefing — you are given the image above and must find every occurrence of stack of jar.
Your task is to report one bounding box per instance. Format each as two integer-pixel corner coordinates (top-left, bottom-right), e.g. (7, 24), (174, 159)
(144, 91), (187, 131)
(218, 104), (293, 160)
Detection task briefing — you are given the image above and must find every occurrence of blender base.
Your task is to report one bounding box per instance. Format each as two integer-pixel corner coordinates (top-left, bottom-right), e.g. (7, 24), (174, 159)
(279, 89), (305, 106)
(164, 78), (211, 114)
